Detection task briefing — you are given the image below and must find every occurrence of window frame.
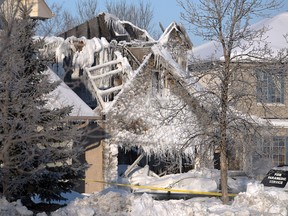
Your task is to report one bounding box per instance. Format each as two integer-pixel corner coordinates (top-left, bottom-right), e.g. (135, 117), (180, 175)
(261, 136), (287, 166)
(256, 68), (285, 104)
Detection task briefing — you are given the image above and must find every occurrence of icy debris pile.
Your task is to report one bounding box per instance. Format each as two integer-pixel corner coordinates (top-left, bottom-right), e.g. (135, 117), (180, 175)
(126, 167), (252, 194)
(128, 167), (219, 193)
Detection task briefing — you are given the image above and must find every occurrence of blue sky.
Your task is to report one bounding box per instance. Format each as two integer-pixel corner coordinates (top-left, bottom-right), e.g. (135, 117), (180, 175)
(46, 0), (288, 46)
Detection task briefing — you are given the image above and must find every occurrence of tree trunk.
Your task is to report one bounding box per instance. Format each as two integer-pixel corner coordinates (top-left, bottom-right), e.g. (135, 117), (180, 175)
(2, 167), (11, 201)
(220, 147), (229, 204)
(220, 76), (229, 204)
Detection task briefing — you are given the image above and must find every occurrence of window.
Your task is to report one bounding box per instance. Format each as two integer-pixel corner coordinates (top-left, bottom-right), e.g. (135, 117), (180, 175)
(152, 70), (168, 96)
(256, 68), (284, 103)
(152, 70), (161, 94)
(261, 136), (287, 166)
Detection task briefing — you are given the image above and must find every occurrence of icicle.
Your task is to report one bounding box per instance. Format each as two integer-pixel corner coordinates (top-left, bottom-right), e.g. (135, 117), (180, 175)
(93, 37), (103, 53)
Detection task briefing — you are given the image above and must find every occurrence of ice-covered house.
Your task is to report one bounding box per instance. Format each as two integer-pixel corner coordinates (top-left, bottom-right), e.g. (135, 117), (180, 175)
(189, 12), (288, 170)
(42, 13), (216, 193)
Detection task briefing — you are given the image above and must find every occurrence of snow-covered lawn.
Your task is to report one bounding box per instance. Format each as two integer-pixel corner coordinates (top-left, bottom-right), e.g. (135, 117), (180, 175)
(1, 168), (288, 216)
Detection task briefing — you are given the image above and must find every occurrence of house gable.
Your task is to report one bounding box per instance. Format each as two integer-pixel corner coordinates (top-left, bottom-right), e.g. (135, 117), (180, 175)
(105, 51), (209, 158)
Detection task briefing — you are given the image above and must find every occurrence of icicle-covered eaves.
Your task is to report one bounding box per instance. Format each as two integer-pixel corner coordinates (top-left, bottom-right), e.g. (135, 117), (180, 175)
(151, 45), (203, 93)
(105, 52), (205, 159)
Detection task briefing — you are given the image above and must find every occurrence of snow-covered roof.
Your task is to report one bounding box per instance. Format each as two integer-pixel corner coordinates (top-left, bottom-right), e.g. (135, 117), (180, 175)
(151, 44), (203, 94)
(45, 67), (97, 117)
(158, 22), (193, 48)
(191, 12), (288, 61)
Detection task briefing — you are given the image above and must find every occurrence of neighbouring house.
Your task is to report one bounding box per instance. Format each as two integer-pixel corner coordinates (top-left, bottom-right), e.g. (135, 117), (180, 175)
(0, 0), (52, 34)
(189, 12), (288, 172)
(1, 0), (53, 21)
(41, 13), (218, 193)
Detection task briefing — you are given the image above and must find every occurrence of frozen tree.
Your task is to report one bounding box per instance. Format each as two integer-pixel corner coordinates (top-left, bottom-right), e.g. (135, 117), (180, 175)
(177, 0), (284, 203)
(0, 4), (86, 203)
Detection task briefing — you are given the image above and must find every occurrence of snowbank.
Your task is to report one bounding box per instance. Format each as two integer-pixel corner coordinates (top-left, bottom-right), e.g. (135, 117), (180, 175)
(1, 182), (288, 215)
(233, 182), (288, 215)
(0, 198), (33, 216)
(51, 189), (132, 216)
(51, 182), (288, 216)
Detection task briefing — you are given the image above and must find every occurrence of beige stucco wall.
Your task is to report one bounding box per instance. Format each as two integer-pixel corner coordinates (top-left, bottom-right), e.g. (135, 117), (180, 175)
(75, 122), (107, 194)
(196, 63), (288, 119)
(84, 142), (104, 193)
(27, 0), (53, 19)
(235, 64), (288, 119)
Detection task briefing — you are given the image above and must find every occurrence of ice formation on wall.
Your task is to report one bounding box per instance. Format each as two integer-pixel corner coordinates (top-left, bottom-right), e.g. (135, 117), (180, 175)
(41, 36), (112, 80)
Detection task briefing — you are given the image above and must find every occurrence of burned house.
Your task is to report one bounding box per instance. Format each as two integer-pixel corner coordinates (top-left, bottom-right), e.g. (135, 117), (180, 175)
(42, 13), (214, 193)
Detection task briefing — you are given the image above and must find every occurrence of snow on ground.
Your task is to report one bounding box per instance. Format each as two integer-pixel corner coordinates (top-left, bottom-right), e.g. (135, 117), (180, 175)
(1, 169), (288, 215)
(50, 182), (288, 216)
(0, 198), (34, 216)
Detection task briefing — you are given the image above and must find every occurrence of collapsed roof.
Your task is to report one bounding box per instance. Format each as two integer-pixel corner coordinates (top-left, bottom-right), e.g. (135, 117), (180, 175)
(59, 12), (155, 43)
